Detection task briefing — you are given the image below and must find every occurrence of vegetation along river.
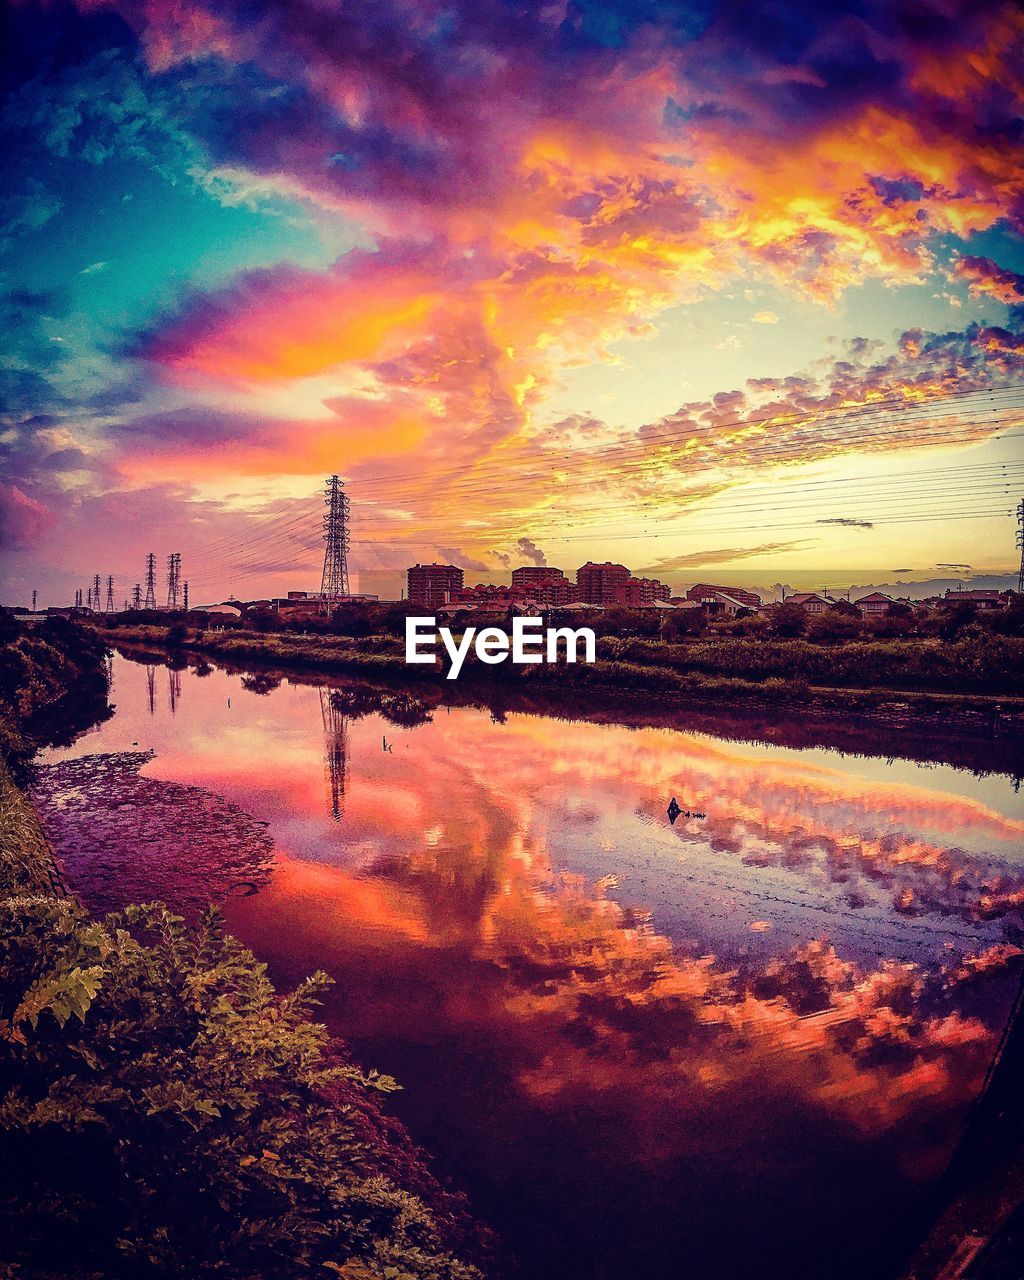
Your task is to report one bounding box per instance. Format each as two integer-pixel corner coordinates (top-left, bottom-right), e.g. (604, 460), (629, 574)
(33, 651), (1024, 1280)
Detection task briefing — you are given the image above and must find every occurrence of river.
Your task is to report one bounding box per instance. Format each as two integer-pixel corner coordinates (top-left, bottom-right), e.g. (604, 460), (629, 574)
(36, 651), (1024, 1280)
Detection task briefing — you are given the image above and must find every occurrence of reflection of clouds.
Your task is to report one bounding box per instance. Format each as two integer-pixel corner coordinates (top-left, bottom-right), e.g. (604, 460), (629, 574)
(236, 846), (1012, 1159)
(148, 681), (1024, 940)
(480, 874), (1009, 1146)
(419, 715), (1024, 932)
(73, 663), (1024, 1158)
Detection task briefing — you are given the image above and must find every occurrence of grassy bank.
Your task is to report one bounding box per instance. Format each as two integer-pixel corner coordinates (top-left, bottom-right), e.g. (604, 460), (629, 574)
(0, 614), (111, 782)
(0, 615), (483, 1280)
(0, 764), (65, 898)
(99, 621), (1024, 742)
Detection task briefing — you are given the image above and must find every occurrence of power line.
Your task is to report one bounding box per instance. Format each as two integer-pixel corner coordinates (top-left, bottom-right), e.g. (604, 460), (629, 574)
(172, 427), (1024, 577)
(333, 384), (1024, 492)
(153, 383), (1024, 565)
(92, 389), (1024, 593)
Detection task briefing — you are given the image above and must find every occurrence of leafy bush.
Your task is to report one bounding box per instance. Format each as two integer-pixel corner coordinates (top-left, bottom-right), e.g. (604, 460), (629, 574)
(804, 611), (861, 643)
(939, 601), (976, 641)
(0, 898), (480, 1280)
(0, 608), (20, 647)
(660, 608), (706, 641)
(0, 620), (110, 782)
(605, 633), (1024, 694)
(330, 604), (372, 638)
(986, 600), (1024, 637)
(764, 603), (807, 637)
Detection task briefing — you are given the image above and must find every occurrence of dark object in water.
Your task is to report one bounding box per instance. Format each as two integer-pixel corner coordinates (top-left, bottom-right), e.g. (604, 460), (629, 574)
(667, 796), (706, 824)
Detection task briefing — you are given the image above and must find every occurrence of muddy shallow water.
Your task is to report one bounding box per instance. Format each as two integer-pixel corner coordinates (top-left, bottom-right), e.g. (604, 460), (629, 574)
(40, 653), (1024, 1280)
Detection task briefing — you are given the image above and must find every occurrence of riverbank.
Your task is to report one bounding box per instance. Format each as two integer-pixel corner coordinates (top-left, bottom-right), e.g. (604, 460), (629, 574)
(0, 616), (484, 1280)
(0, 761), (66, 898)
(902, 959), (1024, 1280)
(0, 614), (111, 781)
(99, 621), (1024, 775)
(81, 632), (1024, 1280)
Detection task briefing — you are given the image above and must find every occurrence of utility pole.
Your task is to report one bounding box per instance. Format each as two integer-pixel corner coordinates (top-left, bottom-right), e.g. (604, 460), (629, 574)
(319, 474), (350, 612)
(144, 553), (157, 610)
(166, 553), (181, 610)
(1017, 498), (1024, 595)
(105, 575), (115, 614)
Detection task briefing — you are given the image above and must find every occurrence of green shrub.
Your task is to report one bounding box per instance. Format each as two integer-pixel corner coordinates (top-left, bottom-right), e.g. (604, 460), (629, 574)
(0, 898), (479, 1280)
(0, 620), (111, 781)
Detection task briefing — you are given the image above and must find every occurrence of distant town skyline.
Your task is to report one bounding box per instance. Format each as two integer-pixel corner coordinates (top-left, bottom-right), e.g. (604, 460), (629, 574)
(2, 0), (1023, 606)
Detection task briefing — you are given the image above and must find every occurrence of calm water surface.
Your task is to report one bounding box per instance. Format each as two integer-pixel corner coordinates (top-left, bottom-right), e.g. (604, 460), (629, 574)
(43, 654), (1024, 1280)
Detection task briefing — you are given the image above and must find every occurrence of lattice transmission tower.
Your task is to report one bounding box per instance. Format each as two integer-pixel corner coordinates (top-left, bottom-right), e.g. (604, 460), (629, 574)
(105, 575), (115, 614)
(166, 553), (181, 609)
(319, 474), (350, 609)
(1017, 498), (1024, 595)
(93, 575), (101, 612)
(132, 583), (142, 610)
(144, 553), (158, 610)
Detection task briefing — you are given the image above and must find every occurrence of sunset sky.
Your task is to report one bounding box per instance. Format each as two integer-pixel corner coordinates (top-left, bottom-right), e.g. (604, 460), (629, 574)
(2, 0), (1024, 604)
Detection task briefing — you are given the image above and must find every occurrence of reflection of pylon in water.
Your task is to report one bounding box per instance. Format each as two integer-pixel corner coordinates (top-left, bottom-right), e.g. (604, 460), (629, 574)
(146, 666), (156, 715)
(168, 668), (182, 714)
(318, 687), (348, 820)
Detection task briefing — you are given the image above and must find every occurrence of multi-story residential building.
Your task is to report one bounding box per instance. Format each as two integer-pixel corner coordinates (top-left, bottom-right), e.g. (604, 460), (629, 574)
(576, 561), (632, 605)
(510, 566), (577, 605)
(623, 576), (671, 606)
(407, 563), (464, 608)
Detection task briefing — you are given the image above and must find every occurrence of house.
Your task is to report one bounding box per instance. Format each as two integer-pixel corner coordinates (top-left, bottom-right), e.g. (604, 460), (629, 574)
(854, 592), (894, 617)
(695, 590), (760, 617)
(943, 589), (1006, 610)
(785, 592), (830, 614)
(452, 584), (533, 609)
(685, 583), (762, 609)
